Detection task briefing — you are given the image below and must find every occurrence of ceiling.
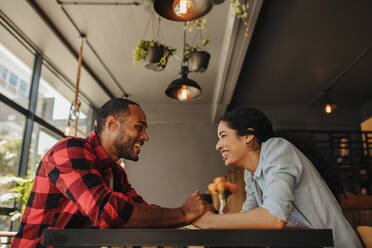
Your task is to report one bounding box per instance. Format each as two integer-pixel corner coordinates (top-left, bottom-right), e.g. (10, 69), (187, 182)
(1, 0), (371, 126)
(231, 0), (372, 116)
(0, 0), (263, 123)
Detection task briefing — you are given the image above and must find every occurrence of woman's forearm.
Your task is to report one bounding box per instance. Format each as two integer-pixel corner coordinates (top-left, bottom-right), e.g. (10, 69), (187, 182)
(194, 207), (285, 229)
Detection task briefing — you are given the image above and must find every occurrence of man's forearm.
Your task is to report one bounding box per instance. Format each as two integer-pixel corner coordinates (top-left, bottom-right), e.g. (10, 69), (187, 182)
(123, 202), (188, 228)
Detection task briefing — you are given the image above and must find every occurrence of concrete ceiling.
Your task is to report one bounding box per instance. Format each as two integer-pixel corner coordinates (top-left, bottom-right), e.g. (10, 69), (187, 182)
(231, 0), (372, 116)
(0, 0), (263, 123)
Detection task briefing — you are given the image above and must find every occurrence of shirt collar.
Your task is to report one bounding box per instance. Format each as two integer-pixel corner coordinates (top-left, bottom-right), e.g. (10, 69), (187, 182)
(252, 141), (266, 179)
(87, 130), (116, 169)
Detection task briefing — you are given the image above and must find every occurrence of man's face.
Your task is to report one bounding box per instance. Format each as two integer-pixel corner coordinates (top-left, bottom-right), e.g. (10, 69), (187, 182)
(113, 105), (149, 161)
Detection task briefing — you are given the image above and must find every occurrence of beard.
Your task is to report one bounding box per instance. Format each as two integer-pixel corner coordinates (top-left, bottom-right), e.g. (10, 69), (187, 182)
(113, 128), (139, 161)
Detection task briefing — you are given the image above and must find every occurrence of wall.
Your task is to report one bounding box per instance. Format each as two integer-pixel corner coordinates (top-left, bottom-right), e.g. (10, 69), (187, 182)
(124, 104), (229, 208)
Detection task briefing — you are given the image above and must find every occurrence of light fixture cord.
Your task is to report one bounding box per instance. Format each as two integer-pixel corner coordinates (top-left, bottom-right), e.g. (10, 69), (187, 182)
(182, 21), (188, 71)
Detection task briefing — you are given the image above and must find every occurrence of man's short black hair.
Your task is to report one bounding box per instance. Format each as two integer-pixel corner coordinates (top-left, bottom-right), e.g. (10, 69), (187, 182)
(95, 98), (140, 134)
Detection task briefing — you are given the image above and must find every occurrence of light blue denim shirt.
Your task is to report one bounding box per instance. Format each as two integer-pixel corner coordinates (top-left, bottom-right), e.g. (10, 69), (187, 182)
(241, 138), (362, 248)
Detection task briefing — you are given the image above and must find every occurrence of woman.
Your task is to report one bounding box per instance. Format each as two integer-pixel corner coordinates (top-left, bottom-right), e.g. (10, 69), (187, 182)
(193, 108), (362, 248)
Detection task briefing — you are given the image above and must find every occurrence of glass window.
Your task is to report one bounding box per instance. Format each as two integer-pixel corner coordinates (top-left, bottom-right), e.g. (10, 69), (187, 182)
(0, 65), (8, 80)
(28, 123), (62, 173)
(36, 64), (91, 138)
(0, 102), (26, 230)
(19, 80), (28, 95)
(0, 102), (26, 177)
(0, 42), (32, 108)
(9, 72), (18, 87)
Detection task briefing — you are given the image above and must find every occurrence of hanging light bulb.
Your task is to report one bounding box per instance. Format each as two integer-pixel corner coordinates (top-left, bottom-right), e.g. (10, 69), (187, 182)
(177, 85), (191, 101)
(154, 0), (213, 22)
(324, 91), (337, 115)
(324, 103), (333, 114)
(173, 0), (194, 17)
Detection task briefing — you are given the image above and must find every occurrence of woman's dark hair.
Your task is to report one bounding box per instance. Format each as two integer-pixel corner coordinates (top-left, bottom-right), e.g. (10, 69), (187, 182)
(96, 98), (140, 134)
(221, 107), (274, 144)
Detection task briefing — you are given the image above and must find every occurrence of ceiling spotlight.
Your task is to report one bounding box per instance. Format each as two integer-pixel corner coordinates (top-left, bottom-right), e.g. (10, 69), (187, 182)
(154, 0), (213, 22)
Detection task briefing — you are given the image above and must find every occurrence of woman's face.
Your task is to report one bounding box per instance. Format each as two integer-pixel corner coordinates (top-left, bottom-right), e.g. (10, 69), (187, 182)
(216, 121), (248, 167)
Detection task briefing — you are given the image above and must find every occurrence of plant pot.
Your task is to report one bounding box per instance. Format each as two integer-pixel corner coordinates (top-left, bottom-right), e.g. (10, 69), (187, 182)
(144, 46), (166, 71)
(188, 51), (211, 73)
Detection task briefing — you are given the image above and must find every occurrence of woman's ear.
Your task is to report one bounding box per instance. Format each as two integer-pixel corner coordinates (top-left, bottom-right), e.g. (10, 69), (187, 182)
(245, 135), (255, 144)
(245, 128), (255, 144)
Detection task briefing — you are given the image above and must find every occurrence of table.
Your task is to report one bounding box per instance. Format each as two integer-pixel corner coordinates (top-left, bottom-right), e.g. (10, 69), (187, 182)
(43, 228), (333, 247)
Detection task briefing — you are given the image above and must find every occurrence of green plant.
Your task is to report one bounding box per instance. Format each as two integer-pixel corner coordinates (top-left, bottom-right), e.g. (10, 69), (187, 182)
(184, 17), (210, 58)
(231, 0), (250, 37)
(0, 174), (34, 221)
(132, 40), (176, 68)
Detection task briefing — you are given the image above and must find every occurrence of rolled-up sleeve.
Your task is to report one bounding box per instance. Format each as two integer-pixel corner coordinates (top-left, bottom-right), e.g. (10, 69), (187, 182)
(260, 139), (303, 222)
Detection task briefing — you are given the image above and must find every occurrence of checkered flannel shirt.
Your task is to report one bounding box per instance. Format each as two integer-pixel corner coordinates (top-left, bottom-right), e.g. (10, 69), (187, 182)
(12, 131), (156, 248)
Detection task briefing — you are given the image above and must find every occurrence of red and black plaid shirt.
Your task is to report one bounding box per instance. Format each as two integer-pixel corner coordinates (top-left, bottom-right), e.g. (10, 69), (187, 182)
(12, 131), (155, 248)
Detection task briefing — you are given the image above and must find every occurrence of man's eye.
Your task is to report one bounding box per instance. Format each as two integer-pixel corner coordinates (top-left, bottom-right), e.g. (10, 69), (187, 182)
(136, 125), (143, 131)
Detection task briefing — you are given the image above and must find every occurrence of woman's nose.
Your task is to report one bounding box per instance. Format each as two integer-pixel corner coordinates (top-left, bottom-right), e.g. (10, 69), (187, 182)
(216, 140), (222, 151)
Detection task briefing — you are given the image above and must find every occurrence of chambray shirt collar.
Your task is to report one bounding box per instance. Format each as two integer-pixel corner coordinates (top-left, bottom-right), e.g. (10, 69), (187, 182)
(252, 141), (266, 179)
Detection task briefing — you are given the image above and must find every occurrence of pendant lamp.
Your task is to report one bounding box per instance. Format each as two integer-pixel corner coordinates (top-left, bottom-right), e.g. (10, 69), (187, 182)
(154, 0), (213, 22)
(165, 23), (202, 101)
(165, 66), (202, 101)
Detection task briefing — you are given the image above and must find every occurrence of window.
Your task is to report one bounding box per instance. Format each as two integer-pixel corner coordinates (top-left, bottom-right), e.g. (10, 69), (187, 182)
(36, 64), (91, 138)
(19, 80), (28, 95)
(0, 102), (26, 176)
(0, 42), (32, 108)
(0, 102), (26, 230)
(0, 22), (94, 231)
(0, 65), (8, 81)
(28, 123), (62, 173)
(9, 72), (17, 87)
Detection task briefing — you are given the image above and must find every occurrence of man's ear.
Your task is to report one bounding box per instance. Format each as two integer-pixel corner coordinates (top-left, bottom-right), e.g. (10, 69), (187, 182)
(105, 116), (119, 132)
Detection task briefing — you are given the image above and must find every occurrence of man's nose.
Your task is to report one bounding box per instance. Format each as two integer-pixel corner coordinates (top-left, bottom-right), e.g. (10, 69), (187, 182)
(142, 131), (149, 142)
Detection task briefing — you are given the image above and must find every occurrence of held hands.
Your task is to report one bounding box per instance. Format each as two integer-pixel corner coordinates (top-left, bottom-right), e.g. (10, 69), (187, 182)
(181, 190), (213, 223)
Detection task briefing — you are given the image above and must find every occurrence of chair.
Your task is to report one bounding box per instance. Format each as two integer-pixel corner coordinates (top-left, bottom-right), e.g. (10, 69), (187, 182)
(357, 226), (372, 248)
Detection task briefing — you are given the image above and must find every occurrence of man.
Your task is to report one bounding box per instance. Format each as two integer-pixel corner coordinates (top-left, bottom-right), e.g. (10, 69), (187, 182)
(12, 98), (210, 248)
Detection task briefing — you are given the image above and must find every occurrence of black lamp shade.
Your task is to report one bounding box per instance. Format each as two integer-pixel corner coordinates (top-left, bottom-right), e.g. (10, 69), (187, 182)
(154, 0), (213, 22)
(165, 75), (202, 101)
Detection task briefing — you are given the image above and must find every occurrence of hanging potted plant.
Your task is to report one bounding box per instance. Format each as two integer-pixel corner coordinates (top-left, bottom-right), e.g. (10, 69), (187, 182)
(132, 16), (177, 71)
(132, 40), (176, 72)
(184, 17), (211, 73)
